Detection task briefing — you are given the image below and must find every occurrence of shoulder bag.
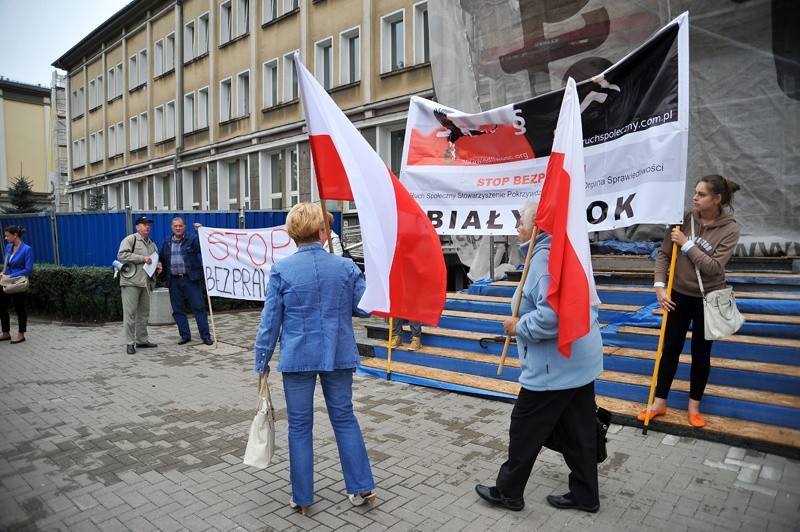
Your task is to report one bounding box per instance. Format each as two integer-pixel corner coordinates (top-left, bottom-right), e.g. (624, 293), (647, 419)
(0, 251), (29, 294)
(243, 375), (276, 468)
(691, 217), (745, 340)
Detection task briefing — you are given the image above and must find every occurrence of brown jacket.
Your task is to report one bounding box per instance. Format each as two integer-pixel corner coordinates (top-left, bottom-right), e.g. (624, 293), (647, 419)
(654, 210), (740, 297)
(117, 233), (160, 289)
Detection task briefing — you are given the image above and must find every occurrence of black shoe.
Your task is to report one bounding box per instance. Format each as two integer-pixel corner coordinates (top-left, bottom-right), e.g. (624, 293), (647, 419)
(475, 484), (524, 511)
(202, 338), (214, 345)
(136, 341), (158, 348)
(546, 492), (598, 513)
(178, 338), (191, 345)
(126, 344), (136, 354)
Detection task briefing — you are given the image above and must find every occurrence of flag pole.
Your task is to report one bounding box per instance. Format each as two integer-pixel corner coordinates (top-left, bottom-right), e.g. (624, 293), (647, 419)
(498, 226), (539, 375)
(205, 286), (218, 347)
(387, 317), (394, 380)
(642, 226), (680, 434)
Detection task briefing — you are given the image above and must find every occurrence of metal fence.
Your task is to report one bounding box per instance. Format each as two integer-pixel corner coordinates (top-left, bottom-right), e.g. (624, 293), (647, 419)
(0, 209), (341, 267)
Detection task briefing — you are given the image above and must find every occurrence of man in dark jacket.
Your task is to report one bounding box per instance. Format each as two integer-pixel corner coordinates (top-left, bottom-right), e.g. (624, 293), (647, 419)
(159, 217), (213, 345)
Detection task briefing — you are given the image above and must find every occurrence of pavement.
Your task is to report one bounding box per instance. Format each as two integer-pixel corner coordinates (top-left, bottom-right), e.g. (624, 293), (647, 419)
(1, 311), (798, 531)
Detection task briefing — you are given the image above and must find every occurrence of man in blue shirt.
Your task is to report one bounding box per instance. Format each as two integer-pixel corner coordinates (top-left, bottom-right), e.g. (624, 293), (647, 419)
(159, 217), (212, 345)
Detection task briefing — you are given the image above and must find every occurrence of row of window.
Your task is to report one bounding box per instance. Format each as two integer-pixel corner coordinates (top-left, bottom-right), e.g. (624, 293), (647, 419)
(70, 2), (428, 118)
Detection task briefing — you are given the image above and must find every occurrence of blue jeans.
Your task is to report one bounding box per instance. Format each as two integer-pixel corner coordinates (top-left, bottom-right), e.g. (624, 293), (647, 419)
(282, 369), (374, 506)
(168, 276), (210, 340)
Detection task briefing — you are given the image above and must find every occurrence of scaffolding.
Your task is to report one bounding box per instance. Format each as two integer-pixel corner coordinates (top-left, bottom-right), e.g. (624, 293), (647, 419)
(50, 72), (70, 212)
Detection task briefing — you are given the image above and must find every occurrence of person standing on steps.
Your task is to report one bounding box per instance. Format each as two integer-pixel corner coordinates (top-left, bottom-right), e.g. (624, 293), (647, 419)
(388, 319), (423, 351)
(159, 217), (213, 346)
(118, 216), (161, 354)
(639, 174), (741, 428)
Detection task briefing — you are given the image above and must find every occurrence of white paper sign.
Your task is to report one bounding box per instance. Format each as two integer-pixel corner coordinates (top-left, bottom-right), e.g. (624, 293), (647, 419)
(198, 226), (297, 301)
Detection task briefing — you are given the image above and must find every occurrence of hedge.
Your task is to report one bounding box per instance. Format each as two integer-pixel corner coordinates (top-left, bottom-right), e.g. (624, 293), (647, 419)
(24, 265), (261, 323)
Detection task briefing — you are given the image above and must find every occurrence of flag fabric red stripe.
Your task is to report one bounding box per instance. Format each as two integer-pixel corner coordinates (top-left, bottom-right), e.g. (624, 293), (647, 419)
(308, 135), (354, 201)
(296, 54), (446, 326)
(535, 79), (600, 358)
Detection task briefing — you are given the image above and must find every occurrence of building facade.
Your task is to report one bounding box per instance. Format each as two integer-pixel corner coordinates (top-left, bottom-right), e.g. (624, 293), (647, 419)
(0, 78), (55, 210)
(53, 0), (432, 223)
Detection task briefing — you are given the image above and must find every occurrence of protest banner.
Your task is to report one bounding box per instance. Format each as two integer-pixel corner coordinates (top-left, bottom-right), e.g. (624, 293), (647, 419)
(401, 13), (689, 235)
(198, 226), (297, 301)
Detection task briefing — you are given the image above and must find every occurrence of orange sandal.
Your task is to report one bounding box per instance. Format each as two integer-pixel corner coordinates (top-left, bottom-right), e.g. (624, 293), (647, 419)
(637, 406), (667, 422)
(688, 413), (706, 428)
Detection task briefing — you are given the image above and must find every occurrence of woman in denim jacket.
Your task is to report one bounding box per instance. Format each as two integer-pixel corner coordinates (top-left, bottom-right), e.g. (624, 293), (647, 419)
(1, 225), (33, 344)
(254, 203), (375, 515)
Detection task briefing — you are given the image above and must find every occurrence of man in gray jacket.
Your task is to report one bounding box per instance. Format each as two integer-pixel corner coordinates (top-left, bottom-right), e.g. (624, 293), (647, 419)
(118, 216), (162, 354)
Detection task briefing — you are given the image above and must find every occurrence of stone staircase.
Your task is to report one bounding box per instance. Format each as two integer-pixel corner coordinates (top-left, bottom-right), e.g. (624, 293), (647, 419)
(357, 257), (800, 458)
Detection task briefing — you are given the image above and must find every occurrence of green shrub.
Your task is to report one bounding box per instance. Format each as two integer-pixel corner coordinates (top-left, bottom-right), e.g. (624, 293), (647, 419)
(26, 264), (262, 323)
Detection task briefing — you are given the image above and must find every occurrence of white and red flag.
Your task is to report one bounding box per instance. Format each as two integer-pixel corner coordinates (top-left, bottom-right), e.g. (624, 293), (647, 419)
(295, 54), (446, 326)
(534, 78), (601, 358)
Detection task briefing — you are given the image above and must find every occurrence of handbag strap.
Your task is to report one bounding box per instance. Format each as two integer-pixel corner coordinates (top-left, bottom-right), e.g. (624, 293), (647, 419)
(256, 374), (272, 409)
(690, 216), (706, 297)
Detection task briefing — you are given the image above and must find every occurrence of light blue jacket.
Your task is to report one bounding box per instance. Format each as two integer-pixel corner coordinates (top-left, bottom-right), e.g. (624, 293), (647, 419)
(514, 233), (603, 391)
(254, 243), (370, 373)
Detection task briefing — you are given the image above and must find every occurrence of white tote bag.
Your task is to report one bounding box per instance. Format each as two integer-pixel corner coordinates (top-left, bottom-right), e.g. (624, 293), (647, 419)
(243, 376), (276, 468)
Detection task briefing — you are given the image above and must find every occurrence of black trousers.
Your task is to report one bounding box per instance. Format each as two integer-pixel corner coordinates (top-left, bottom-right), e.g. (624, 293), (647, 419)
(655, 290), (713, 401)
(496, 381), (599, 507)
(0, 290), (27, 333)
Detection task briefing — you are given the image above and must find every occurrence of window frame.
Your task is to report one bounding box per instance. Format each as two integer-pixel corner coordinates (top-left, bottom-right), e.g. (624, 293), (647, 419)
(262, 58), (279, 109)
(381, 10), (405, 73)
(314, 37), (334, 90)
(339, 26), (360, 85)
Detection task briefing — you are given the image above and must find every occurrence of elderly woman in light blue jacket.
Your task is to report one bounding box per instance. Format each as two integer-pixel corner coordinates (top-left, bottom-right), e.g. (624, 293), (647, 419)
(476, 202), (603, 514)
(254, 203), (375, 516)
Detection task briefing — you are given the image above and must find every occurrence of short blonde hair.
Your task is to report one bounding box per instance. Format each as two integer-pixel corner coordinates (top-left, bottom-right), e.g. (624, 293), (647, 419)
(286, 202), (325, 245)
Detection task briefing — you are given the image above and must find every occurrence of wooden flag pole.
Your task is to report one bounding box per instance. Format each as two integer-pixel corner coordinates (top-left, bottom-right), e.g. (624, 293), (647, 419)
(205, 286), (218, 347)
(387, 317), (394, 380)
(642, 226), (681, 434)
(498, 226), (539, 375)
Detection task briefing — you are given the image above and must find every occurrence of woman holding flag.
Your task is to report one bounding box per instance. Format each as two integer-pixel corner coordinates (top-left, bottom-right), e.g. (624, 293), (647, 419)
(476, 201), (604, 513)
(640, 174), (741, 428)
(254, 203), (376, 515)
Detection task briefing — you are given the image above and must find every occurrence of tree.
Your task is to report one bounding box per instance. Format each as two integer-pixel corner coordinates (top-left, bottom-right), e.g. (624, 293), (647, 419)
(84, 188), (106, 211)
(2, 174), (42, 214)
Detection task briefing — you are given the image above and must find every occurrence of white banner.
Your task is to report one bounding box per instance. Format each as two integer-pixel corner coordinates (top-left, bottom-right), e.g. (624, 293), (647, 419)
(401, 14), (689, 236)
(198, 226), (297, 301)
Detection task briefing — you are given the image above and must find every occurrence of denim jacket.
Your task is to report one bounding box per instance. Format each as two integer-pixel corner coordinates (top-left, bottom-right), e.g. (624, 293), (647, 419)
(514, 233), (603, 391)
(254, 243), (370, 373)
(159, 232), (204, 282)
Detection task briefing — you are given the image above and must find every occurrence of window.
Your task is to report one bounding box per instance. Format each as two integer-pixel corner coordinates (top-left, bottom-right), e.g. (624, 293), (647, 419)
(260, 151), (283, 209)
(220, 78), (232, 121)
(184, 92), (195, 132)
(315, 38), (333, 90)
(237, 0), (249, 37)
(129, 54), (138, 88)
(130, 116), (139, 150)
(154, 105), (164, 142)
(138, 49), (147, 86)
(139, 112), (149, 147)
(198, 13), (210, 54)
(228, 160), (239, 208)
(107, 67), (116, 100)
(166, 100), (175, 139)
(154, 40), (164, 76)
(97, 130), (104, 161)
(88, 76), (102, 110)
(89, 132), (97, 163)
(198, 87), (209, 128)
(378, 124), (407, 175)
(263, 0), (277, 23)
(381, 10), (405, 72)
(96, 76), (103, 107)
(72, 138), (84, 168)
(237, 70), (250, 116)
(114, 63), (123, 97)
(165, 33), (175, 72)
(88, 80), (96, 109)
(413, 2), (430, 64)
(286, 146), (299, 207)
(116, 121), (124, 154)
(155, 174), (172, 209)
(283, 0), (298, 12)
(262, 60), (278, 108)
(108, 125), (116, 157)
(190, 168), (207, 209)
(71, 89), (84, 118)
(220, 1), (232, 44)
(283, 52), (298, 102)
(130, 180), (145, 210)
(184, 21), (195, 62)
(340, 27), (360, 84)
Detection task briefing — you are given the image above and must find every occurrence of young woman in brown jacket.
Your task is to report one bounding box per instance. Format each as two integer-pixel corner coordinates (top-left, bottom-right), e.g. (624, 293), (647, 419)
(639, 174), (741, 428)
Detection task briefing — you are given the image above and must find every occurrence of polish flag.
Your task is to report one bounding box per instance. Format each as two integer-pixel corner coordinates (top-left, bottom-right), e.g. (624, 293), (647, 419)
(295, 55), (446, 326)
(534, 78), (601, 358)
